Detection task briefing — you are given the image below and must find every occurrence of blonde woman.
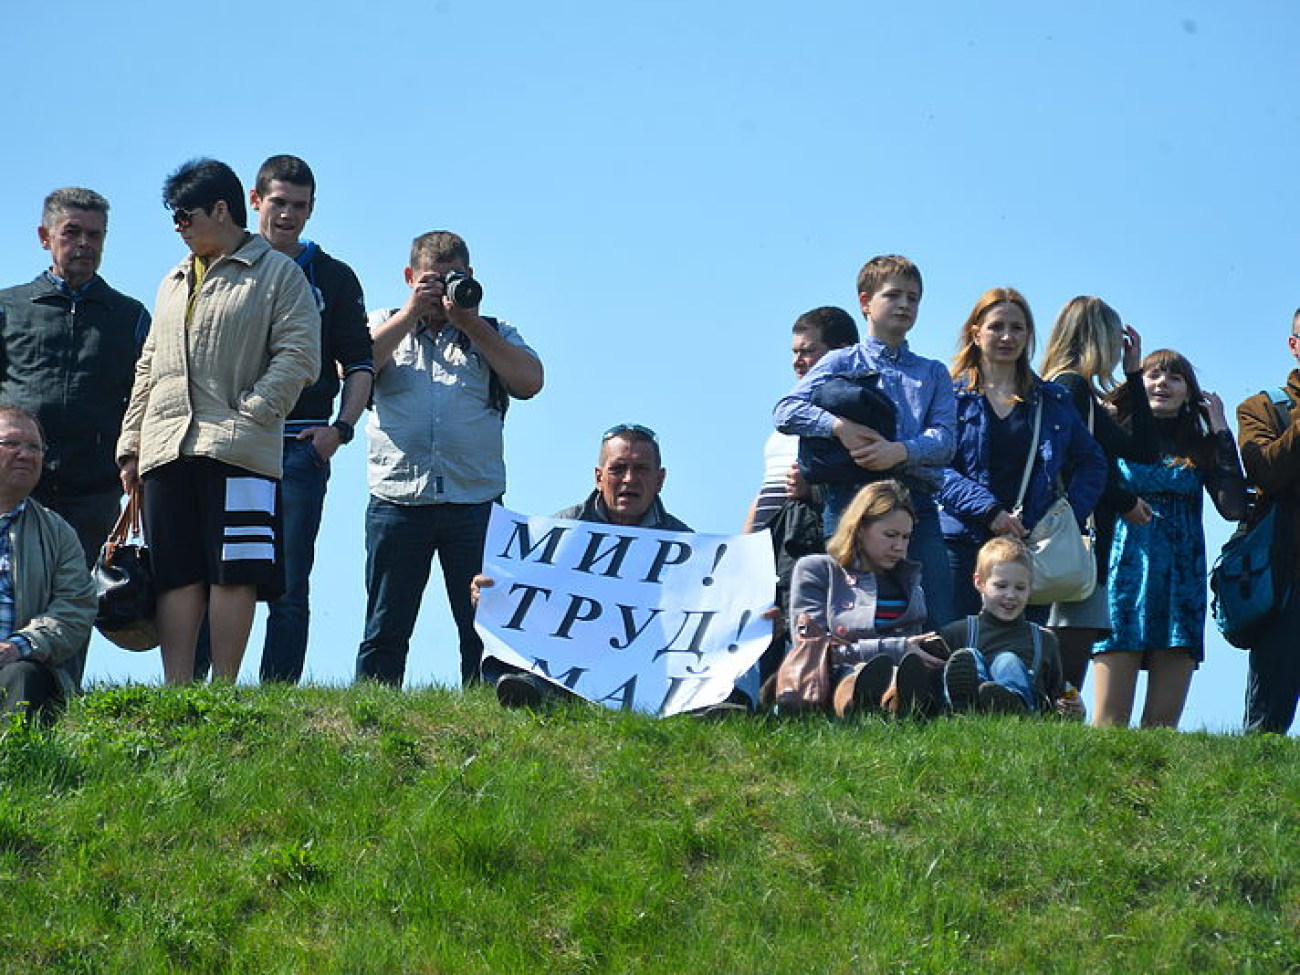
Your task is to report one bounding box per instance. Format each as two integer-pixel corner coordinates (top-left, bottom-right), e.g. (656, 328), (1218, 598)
(1039, 296), (1157, 693)
(788, 480), (944, 717)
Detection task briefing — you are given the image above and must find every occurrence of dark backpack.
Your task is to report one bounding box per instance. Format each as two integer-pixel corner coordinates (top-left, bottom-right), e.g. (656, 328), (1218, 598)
(1210, 388), (1293, 648)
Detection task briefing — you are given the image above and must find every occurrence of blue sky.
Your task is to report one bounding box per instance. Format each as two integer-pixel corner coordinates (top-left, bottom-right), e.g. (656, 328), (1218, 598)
(4, 1), (1296, 731)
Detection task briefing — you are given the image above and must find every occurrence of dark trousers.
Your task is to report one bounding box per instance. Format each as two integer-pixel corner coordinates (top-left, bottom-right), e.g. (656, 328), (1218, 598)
(356, 497), (492, 687)
(36, 487), (123, 689)
(1245, 587), (1300, 734)
(0, 661), (62, 721)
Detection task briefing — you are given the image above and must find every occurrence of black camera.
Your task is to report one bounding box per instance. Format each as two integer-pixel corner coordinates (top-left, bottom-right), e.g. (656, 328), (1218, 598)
(440, 270), (483, 309)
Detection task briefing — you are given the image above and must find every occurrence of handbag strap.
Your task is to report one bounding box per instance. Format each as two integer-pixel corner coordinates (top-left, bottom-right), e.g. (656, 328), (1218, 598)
(105, 487), (144, 556)
(1012, 397), (1043, 518)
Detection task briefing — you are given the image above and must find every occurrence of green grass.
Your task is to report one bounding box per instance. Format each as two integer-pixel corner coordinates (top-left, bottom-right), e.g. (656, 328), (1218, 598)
(0, 682), (1294, 973)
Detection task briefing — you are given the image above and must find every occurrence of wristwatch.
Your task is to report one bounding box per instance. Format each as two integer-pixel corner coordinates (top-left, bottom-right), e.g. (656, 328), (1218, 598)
(331, 419), (355, 445)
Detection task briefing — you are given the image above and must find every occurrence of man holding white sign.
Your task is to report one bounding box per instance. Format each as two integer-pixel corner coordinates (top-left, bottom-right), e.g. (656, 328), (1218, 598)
(474, 424), (771, 716)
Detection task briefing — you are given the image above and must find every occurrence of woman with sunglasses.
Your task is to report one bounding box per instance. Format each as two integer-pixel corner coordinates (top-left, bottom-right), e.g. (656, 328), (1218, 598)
(117, 158), (319, 685)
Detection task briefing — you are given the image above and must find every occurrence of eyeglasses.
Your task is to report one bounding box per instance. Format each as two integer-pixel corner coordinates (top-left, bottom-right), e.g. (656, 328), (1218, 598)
(0, 440), (46, 455)
(170, 205), (208, 229)
(602, 423), (658, 443)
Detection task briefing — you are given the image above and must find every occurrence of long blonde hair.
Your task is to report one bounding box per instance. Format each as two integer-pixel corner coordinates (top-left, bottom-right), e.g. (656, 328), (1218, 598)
(827, 480), (915, 570)
(1039, 295), (1123, 394)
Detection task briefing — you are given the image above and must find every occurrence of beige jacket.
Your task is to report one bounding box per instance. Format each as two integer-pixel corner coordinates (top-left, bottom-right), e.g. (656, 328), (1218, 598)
(117, 233), (320, 479)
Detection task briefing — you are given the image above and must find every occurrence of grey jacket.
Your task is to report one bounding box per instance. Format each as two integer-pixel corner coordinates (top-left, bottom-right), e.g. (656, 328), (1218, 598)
(8, 500), (97, 698)
(788, 553), (926, 664)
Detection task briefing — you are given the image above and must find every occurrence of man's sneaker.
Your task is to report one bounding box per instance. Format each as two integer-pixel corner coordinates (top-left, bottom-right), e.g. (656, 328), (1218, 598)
(495, 672), (547, 709)
(894, 652), (937, 718)
(944, 649), (981, 711)
(978, 681), (1029, 715)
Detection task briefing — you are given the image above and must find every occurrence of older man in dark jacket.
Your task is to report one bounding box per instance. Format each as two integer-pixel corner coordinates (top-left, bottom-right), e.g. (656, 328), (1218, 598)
(0, 189), (148, 687)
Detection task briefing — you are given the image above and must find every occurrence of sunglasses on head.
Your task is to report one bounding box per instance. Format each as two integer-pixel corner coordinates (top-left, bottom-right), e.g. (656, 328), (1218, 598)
(602, 423), (658, 443)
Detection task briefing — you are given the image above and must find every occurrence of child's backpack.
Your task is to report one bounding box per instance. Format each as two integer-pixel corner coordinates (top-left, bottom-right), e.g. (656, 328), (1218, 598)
(1210, 389), (1293, 649)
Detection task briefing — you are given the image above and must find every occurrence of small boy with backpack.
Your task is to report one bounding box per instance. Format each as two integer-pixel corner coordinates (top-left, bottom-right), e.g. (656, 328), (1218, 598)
(940, 537), (1085, 718)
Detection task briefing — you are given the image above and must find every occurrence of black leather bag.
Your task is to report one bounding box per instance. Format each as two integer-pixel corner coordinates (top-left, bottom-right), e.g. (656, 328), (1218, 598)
(93, 488), (159, 651)
(797, 370), (898, 484)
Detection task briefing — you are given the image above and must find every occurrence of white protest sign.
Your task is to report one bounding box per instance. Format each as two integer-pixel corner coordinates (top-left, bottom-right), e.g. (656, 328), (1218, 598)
(474, 504), (775, 716)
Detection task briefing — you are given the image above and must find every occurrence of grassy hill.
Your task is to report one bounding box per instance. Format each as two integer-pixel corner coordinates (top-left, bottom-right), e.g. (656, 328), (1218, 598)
(0, 682), (1295, 974)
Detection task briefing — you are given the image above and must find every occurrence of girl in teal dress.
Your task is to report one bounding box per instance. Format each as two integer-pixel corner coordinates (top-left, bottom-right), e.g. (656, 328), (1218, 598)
(1092, 350), (1246, 728)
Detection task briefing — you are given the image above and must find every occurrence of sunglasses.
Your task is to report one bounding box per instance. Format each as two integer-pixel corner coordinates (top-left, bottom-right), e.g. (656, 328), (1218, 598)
(170, 205), (209, 229)
(602, 423), (658, 443)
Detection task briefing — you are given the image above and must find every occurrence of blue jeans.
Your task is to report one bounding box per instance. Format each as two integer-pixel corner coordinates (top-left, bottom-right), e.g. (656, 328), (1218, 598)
(823, 482), (956, 630)
(958, 648), (1038, 711)
(260, 438), (330, 683)
(357, 497), (492, 687)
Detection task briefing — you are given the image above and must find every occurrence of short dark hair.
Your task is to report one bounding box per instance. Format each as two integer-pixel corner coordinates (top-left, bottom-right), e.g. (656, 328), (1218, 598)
(255, 154), (316, 197)
(42, 187), (110, 230)
(163, 158), (247, 229)
(856, 255), (923, 301)
(409, 231), (470, 269)
(793, 306), (858, 349)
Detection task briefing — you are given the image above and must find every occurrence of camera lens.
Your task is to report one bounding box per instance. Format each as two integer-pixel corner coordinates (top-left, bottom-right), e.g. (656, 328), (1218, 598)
(445, 274), (483, 309)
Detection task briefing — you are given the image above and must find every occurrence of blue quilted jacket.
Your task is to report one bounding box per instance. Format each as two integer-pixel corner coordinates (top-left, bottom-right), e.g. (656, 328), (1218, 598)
(939, 379), (1107, 546)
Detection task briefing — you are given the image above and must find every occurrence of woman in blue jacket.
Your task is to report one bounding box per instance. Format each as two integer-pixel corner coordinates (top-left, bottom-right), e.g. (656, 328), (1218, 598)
(940, 288), (1108, 619)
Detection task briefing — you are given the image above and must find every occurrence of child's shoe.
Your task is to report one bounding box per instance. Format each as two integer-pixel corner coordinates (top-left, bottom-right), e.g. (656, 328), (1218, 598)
(944, 649), (980, 711)
(977, 681), (1028, 715)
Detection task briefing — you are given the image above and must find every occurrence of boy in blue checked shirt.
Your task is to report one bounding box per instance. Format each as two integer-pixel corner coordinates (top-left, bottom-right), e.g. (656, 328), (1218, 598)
(774, 255), (956, 628)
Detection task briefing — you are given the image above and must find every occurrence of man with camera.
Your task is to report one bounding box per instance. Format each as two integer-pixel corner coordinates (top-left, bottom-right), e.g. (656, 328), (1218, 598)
(357, 231), (544, 688)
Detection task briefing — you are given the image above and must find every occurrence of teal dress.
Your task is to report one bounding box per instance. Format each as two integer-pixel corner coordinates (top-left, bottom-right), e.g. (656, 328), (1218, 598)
(1094, 426), (1245, 664)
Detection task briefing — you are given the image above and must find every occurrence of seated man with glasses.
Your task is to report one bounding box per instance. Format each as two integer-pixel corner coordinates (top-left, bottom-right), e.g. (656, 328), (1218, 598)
(0, 406), (96, 720)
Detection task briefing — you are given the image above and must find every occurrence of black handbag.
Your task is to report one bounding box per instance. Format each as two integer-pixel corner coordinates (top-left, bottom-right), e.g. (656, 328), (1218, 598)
(797, 370), (898, 484)
(93, 488), (159, 651)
